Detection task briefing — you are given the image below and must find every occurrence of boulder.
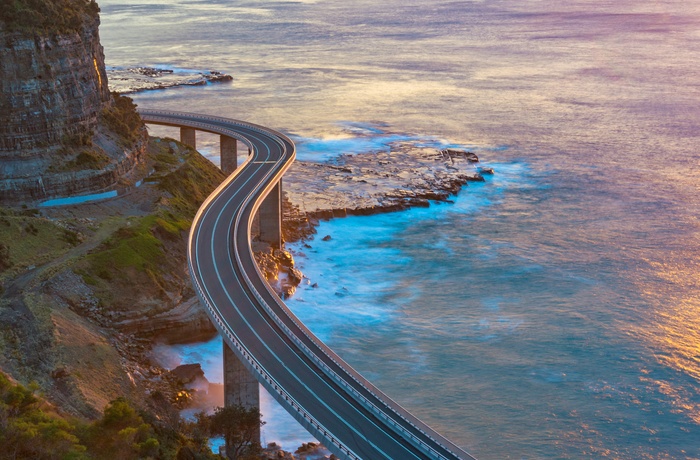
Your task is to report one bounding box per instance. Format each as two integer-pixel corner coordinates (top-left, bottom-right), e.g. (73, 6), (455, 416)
(169, 363), (205, 385)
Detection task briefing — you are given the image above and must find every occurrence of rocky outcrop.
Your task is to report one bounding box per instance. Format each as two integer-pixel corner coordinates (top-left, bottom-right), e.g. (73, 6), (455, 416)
(0, 15), (111, 156)
(169, 363), (206, 385)
(0, 137), (146, 202)
(0, 13), (146, 205)
(282, 147), (489, 242)
(112, 296), (217, 344)
(253, 243), (304, 299)
(107, 66), (233, 94)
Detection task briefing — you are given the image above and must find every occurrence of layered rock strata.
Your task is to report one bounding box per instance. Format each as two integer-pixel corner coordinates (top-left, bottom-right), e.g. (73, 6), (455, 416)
(0, 14), (145, 204)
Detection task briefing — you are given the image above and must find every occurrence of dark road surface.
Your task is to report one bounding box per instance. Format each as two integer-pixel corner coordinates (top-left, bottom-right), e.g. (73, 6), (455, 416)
(139, 109), (477, 460)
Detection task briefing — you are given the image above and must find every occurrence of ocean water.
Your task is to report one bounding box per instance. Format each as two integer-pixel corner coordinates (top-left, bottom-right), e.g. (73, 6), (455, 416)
(98, 1), (700, 458)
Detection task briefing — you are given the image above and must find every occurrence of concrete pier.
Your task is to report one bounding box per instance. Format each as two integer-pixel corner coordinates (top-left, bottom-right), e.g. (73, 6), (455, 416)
(223, 342), (260, 443)
(259, 181), (282, 249)
(220, 135), (238, 175)
(180, 127), (196, 149)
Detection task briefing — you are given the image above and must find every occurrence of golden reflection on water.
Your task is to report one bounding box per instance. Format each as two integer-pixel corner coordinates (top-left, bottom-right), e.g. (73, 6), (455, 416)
(633, 256), (700, 424)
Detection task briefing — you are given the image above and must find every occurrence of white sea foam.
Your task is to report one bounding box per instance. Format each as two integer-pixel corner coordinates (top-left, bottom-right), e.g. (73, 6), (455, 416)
(99, 0), (700, 455)
(292, 122), (477, 162)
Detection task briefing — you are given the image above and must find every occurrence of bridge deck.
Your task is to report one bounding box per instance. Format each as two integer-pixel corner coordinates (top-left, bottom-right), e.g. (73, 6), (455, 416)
(139, 109), (477, 460)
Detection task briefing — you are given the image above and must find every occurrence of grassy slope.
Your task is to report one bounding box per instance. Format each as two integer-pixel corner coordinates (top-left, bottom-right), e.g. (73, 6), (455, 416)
(0, 137), (225, 420)
(77, 138), (225, 312)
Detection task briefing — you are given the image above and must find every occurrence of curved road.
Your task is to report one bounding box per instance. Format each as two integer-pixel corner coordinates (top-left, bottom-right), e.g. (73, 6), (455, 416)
(139, 109), (477, 460)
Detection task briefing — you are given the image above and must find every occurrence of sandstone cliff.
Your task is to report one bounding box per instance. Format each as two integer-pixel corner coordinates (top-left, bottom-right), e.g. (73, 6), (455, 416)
(0, 9), (145, 204)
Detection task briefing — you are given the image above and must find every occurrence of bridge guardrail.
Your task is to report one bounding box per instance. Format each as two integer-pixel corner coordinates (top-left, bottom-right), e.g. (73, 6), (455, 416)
(233, 134), (471, 460)
(188, 265), (362, 460)
(144, 110), (475, 460)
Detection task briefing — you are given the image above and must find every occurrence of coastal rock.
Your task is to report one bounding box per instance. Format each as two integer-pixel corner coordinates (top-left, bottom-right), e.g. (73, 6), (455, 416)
(169, 363), (206, 385)
(253, 242), (305, 299)
(0, 15), (146, 205)
(283, 145), (492, 242)
(294, 442), (333, 459)
(441, 149), (478, 162)
(112, 296), (217, 345)
(107, 66), (233, 94)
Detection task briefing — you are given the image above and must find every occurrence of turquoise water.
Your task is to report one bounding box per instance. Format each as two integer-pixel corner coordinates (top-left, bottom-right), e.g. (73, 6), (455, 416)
(99, 1), (700, 458)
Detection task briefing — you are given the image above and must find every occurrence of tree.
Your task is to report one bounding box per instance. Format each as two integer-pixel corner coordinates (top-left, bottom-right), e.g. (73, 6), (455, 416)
(201, 405), (265, 460)
(82, 397), (160, 459)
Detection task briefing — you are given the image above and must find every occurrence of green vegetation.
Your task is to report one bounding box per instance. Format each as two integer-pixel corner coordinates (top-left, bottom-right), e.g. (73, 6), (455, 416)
(197, 405), (265, 460)
(83, 215), (168, 283)
(0, 242), (11, 271)
(102, 93), (145, 147)
(0, 0), (100, 33)
(0, 208), (80, 278)
(51, 148), (111, 172)
(155, 144), (227, 217)
(78, 138), (225, 309)
(0, 373), (221, 459)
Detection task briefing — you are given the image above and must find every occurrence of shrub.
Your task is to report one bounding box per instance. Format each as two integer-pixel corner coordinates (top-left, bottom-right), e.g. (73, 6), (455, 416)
(102, 93), (144, 146)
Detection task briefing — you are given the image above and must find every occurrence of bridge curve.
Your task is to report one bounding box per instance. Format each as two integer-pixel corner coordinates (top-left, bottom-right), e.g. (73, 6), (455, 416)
(139, 109), (477, 460)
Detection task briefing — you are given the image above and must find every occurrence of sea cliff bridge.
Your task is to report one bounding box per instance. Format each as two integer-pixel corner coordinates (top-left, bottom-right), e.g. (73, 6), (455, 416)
(139, 109), (477, 460)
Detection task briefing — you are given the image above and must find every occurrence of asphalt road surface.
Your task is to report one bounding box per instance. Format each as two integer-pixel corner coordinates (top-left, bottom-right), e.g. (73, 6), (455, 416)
(139, 109), (477, 460)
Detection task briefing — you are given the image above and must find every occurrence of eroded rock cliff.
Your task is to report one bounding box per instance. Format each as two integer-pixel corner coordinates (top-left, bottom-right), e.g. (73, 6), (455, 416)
(0, 9), (145, 204)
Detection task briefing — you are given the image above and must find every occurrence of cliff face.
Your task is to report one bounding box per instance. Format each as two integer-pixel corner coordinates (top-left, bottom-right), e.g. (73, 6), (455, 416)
(0, 16), (111, 156)
(0, 14), (145, 204)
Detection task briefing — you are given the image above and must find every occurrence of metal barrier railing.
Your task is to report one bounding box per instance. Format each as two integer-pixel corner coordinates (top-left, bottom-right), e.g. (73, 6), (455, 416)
(143, 110), (475, 460)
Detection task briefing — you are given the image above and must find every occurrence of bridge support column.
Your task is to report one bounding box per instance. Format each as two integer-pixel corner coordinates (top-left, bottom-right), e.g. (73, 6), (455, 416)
(220, 135), (238, 175)
(180, 127), (196, 149)
(259, 181), (281, 249)
(223, 342), (260, 453)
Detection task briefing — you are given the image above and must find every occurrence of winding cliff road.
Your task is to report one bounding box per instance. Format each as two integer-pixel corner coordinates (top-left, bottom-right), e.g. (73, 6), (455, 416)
(139, 109), (477, 460)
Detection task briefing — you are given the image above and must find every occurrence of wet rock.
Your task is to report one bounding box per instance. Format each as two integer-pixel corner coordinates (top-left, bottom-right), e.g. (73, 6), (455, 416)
(282, 145), (491, 244)
(294, 442), (333, 459)
(275, 249), (295, 268)
(261, 442), (295, 459)
(479, 166), (494, 174)
(322, 235), (332, 241)
(441, 149), (478, 162)
(289, 268), (304, 284)
(107, 66), (233, 94)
